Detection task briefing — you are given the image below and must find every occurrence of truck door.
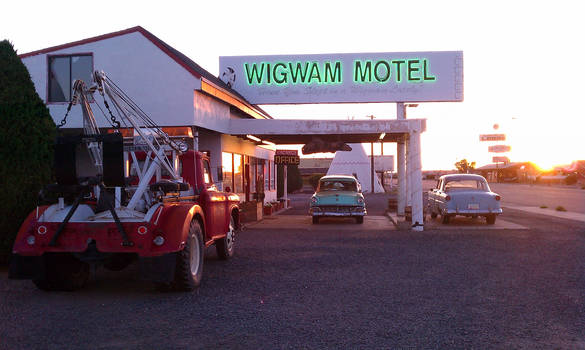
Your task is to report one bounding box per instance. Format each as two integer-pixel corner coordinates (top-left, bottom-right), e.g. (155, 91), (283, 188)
(200, 158), (228, 239)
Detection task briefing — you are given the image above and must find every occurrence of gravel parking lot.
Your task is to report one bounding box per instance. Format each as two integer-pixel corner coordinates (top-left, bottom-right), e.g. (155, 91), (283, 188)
(0, 193), (583, 349)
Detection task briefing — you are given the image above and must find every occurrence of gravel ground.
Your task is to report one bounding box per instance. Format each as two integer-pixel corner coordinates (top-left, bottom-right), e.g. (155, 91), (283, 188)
(0, 194), (583, 349)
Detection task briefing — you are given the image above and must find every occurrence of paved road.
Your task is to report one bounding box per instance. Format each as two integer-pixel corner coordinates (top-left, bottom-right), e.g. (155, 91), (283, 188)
(421, 179), (585, 214)
(489, 182), (585, 214)
(0, 189), (583, 349)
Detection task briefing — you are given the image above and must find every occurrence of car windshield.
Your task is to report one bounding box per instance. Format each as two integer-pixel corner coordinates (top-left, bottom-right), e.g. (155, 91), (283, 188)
(444, 179), (489, 192)
(319, 180), (357, 192)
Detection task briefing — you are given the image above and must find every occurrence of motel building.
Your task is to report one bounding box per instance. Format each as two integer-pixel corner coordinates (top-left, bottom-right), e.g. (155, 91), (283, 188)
(20, 26), (463, 231)
(20, 26), (278, 204)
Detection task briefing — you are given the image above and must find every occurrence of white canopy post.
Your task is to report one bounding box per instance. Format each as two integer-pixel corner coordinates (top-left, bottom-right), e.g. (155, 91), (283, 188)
(396, 103), (406, 216)
(409, 129), (424, 231)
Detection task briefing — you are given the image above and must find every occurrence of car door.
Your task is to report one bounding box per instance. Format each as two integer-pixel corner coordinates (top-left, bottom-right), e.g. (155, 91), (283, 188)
(428, 179), (441, 212)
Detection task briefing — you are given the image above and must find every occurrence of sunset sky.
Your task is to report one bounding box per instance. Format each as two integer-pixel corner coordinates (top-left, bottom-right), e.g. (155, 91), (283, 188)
(2, 0), (583, 170)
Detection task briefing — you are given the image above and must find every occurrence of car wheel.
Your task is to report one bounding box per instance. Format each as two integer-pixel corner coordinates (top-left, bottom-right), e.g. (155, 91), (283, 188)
(33, 253), (89, 291)
(486, 214), (496, 225)
(312, 216), (319, 224)
(355, 216), (364, 224)
(172, 220), (204, 291)
(216, 214), (236, 260)
(441, 214), (451, 224)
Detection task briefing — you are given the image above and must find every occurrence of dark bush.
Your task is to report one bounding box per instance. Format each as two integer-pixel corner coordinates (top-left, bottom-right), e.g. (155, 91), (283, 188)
(277, 164), (303, 198)
(0, 40), (55, 264)
(564, 173), (577, 185)
(308, 173), (325, 190)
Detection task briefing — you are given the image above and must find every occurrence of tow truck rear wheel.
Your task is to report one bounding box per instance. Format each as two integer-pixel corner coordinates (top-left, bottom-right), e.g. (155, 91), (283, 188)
(173, 220), (204, 291)
(355, 216), (364, 224)
(216, 215), (236, 260)
(33, 253), (89, 291)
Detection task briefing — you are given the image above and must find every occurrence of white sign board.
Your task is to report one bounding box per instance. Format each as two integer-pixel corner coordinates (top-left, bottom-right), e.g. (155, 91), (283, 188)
(492, 156), (510, 163)
(480, 134), (506, 142)
(488, 145), (512, 153)
(219, 51), (463, 104)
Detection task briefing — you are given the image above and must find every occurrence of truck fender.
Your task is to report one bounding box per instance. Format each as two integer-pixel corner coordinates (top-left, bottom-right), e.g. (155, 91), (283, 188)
(228, 203), (241, 230)
(12, 206), (50, 256)
(152, 203), (205, 253)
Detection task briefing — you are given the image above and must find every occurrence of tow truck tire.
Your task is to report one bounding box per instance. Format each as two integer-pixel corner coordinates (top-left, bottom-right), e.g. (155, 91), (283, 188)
(355, 216), (364, 224)
(33, 253), (89, 291)
(216, 215), (236, 260)
(312, 216), (319, 224)
(173, 220), (204, 291)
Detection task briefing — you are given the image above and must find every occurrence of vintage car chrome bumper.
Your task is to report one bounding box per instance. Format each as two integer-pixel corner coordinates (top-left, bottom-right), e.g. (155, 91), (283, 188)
(309, 206), (367, 217)
(444, 208), (503, 215)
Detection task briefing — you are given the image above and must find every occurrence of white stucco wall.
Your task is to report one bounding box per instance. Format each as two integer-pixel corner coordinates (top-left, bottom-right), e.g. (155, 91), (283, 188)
(22, 32), (200, 128)
(193, 90), (230, 133)
(21, 30), (276, 202)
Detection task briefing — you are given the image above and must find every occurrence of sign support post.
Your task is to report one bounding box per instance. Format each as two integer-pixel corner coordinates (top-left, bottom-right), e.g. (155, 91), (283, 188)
(284, 165), (288, 209)
(274, 150), (299, 209)
(397, 103), (406, 216)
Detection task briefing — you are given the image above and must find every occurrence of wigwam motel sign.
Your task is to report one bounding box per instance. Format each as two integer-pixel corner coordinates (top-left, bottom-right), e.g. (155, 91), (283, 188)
(219, 51), (463, 104)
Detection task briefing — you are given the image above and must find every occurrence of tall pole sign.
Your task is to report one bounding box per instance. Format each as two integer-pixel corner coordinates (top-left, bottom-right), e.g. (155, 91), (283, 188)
(274, 150), (299, 208)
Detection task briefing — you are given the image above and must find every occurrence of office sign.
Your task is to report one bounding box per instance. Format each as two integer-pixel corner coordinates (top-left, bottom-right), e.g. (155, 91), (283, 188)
(219, 51), (463, 104)
(488, 145), (512, 153)
(480, 134), (506, 142)
(275, 150), (300, 165)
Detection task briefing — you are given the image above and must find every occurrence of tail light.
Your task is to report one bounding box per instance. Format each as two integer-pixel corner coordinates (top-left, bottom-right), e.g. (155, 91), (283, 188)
(445, 195), (451, 201)
(495, 195), (501, 201)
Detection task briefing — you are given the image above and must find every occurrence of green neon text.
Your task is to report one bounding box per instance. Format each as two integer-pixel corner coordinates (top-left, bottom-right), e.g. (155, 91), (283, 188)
(242, 58), (436, 86)
(244, 61), (342, 85)
(354, 59), (436, 83)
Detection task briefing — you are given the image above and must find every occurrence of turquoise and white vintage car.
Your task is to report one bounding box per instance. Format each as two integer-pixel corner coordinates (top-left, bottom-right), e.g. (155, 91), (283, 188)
(309, 175), (367, 224)
(428, 174), (502, 224)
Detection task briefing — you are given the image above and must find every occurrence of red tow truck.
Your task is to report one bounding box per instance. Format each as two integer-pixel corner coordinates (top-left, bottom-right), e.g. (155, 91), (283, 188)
(9, 71), (240, 291)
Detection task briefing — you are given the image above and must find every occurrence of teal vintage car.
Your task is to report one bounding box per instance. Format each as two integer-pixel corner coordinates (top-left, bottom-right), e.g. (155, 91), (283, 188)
(309, 175), (367, 224)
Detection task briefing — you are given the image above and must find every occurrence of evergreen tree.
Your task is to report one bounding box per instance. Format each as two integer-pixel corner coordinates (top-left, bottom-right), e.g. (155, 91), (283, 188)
(0, 40), (55, 263)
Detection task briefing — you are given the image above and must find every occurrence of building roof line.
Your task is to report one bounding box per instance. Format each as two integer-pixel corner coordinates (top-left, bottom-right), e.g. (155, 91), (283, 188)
(19, 26), (271, 119)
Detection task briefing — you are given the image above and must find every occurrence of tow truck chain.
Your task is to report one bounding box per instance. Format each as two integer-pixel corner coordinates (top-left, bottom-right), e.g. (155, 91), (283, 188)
(56, 100), (73, 129)
(103, 98), (121, 129)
